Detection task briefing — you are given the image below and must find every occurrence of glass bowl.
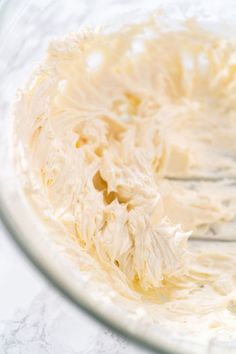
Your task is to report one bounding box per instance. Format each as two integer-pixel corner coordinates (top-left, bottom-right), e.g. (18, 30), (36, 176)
(1, 1), (236, 353)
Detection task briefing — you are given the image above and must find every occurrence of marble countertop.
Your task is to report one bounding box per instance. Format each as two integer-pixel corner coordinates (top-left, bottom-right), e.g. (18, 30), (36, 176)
(0, 223), (150, 354)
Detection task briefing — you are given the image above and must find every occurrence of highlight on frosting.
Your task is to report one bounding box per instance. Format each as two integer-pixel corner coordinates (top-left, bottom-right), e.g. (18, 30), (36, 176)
(14, 16), (236, 339)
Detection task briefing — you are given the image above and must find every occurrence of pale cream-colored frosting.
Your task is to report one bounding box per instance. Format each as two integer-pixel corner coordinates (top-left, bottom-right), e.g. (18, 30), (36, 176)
(15, 17), (236, 339)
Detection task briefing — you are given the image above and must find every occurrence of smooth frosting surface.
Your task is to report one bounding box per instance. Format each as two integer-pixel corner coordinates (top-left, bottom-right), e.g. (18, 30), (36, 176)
(15, 17), (236, 340)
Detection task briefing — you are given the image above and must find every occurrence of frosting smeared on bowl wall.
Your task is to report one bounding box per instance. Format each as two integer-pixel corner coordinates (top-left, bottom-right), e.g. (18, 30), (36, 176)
(14, 16), (236, 339)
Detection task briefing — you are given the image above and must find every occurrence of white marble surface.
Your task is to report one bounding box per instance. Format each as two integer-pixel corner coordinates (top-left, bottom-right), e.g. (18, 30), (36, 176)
(0, 223), (149, 354)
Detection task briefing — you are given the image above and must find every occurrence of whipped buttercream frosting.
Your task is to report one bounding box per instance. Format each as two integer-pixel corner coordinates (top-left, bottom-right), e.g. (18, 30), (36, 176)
(15, 16), (236, 340)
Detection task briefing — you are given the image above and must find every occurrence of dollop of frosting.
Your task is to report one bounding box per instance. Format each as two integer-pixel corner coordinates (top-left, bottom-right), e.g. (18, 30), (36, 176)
(15, 16), (236, 339)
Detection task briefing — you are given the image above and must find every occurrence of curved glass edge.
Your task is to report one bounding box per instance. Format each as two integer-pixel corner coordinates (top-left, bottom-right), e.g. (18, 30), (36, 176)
(0, 0), (173, 352)
(0, 1), (170, 353)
